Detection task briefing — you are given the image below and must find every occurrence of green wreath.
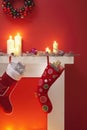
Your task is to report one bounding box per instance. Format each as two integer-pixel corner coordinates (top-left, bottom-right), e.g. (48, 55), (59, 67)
(2, 0), (35, 19)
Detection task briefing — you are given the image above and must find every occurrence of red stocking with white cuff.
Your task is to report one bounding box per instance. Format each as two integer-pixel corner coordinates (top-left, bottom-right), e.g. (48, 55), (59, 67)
(36, 57), (64, 113)
(0, 62), (25, 113)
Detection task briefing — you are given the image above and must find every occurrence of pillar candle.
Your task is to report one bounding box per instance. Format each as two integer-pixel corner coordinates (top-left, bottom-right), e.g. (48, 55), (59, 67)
(14, 33), (22, 56)
(7, 36), (15, 55)
(53, 41), (58, 54)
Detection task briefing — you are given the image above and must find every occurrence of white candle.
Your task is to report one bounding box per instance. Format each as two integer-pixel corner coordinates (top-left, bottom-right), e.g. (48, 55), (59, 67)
(45, 47), (51, 53)
(7, 36), (15, 55)
(14, 33), (22, 56)
(53, 41), (58, 54)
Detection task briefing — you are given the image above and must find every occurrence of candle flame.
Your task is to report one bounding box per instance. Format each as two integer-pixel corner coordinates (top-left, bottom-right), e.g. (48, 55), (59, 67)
(53, 40), (58, 45)
(16, 33), (21, 37)
(9, 36), (12, 39)
(45, 47), (51, 53)
(17, 33), (20, 35)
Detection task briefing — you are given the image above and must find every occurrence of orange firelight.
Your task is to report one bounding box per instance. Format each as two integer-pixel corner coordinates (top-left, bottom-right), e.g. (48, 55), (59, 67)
(5, 126), (13, 130)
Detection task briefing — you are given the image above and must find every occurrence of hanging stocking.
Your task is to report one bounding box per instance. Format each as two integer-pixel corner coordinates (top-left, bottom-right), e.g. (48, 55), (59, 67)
(0, 62), (25, 113)
(36, 55), (64, 113)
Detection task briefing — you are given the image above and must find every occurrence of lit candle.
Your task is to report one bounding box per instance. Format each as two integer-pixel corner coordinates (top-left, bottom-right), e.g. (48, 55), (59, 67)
(45, 47), (51, 53)
(53, 41), (58, 54)
(14, 33), (22, 56)
(7, 36), (15, 55)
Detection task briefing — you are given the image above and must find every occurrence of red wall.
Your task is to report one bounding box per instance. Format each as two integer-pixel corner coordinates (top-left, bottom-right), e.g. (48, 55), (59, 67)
(0, 0), (87, 130)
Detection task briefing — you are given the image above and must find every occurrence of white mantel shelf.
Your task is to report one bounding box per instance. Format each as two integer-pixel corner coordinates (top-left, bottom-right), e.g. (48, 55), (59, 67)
(0, 56), (74, 77)
(0, 56), (74, 130)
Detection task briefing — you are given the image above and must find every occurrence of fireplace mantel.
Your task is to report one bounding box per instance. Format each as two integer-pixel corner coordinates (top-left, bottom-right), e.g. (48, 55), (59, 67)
(0, 56), (74, 77)
(0, 56), (74, 130)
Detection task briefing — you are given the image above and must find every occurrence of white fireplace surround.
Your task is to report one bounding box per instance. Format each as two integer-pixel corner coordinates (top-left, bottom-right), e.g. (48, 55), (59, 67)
(0, 56), (74, 130)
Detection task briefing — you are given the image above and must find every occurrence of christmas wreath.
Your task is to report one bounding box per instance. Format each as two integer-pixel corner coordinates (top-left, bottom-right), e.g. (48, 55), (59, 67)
(2, 0), (35, 18)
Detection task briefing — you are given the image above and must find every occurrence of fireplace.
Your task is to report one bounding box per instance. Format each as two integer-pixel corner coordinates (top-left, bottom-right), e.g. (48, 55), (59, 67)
(0, 56), (74, 130)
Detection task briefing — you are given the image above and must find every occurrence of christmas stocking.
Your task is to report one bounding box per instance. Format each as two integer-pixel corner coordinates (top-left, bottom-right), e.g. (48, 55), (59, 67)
(0, 62), (25, 113)
(36, 59), (64, 113)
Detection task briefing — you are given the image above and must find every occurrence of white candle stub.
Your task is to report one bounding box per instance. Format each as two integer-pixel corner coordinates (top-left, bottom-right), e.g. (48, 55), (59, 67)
(45, 47), (51, 53)
(53, 41), (58, 54)
(7, 36), (15, 55)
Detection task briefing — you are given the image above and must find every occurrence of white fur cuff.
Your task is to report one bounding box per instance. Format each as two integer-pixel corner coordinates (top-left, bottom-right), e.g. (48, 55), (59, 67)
(6, 63), (23, 81)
